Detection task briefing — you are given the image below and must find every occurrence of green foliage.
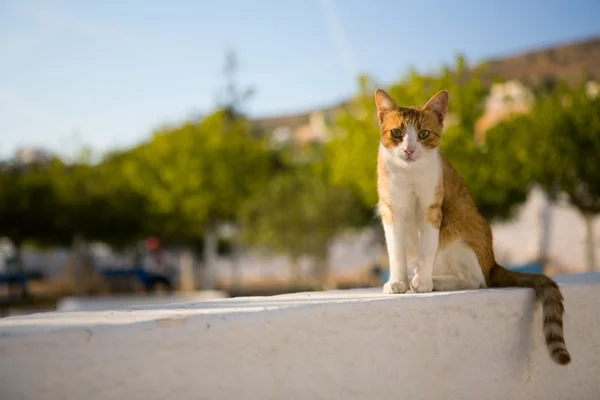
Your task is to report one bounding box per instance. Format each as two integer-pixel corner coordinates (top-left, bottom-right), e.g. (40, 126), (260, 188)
(239, 151), (369, 260)
(465, 79), (600, 219)
(448, 121), (530, 220)
(0, 108), (273, 257)
(57, 159), (150, 248)
(0, 159), (68, 246)
(0, 154), (151, 249)
(525, 81), (600, 213)
(119, 110), (273, 244)
(326, 75), (380, 207)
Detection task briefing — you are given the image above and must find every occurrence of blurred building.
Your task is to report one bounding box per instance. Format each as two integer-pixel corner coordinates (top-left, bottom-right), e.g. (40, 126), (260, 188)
(474, 80), (535, 141)
(251, 103), (343, 148)
(11, 147), (53, 167)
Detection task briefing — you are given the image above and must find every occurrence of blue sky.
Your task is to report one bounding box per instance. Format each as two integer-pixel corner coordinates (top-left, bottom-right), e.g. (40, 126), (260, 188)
(1, 0), (599, 159)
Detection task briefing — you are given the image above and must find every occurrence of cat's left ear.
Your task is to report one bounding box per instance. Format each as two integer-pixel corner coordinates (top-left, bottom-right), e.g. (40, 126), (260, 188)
(375, 89), (397, 117)
(423, 90), (449, 126)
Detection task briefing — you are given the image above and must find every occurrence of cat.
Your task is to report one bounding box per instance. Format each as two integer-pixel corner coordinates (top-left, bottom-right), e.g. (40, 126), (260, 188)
(375, 89), (571, 366)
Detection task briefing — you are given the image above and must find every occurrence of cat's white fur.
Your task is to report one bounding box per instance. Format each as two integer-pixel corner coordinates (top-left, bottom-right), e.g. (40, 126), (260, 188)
(379, 123), (486, 294)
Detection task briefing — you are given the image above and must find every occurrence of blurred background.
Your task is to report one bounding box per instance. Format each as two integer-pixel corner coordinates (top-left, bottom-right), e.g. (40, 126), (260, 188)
(1, 0), (599, 316)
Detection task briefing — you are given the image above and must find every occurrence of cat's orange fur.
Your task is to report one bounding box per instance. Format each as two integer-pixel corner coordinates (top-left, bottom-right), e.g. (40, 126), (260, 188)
(375, 89), (571, 366)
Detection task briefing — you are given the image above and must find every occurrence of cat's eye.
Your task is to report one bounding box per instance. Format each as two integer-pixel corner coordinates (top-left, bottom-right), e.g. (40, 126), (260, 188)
(418, 130), (430, 140)
(390, 129), (403, 139)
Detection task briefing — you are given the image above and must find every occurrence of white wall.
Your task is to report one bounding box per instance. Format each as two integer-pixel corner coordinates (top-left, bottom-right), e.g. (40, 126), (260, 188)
(1, 273), (599, 400)
(492, 187), (600, 270)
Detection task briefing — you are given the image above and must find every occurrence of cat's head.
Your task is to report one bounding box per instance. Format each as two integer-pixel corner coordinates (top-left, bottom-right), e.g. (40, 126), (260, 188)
(375, 89), (448, 166)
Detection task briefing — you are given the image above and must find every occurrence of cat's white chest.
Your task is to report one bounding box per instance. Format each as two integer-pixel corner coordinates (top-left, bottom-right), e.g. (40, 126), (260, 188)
(388, 178), (421, 219)
(386, 155), (440, 216)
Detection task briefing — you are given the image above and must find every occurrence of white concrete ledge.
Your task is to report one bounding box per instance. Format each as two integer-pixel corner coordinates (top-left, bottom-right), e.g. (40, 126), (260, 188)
(56, 290), (228, 312)
(1, 273), (599, 400)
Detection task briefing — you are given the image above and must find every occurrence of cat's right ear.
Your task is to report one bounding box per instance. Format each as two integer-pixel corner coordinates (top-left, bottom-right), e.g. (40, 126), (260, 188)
(375, 89), (397, 118)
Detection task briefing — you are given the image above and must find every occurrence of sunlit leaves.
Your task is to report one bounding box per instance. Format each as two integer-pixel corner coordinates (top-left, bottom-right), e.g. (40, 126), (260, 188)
(117, 110), (273, 244)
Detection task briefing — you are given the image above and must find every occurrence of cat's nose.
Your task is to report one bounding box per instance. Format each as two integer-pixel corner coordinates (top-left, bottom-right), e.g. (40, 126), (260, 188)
(404, 148), (415, 155)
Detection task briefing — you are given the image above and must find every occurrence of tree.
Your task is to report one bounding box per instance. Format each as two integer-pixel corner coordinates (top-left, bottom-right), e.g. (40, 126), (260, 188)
(0, 158), (68, 295)
(443, 118), (531, 221)
(524, 81), (600, 270)
(120, 110), (273, 288)
(239, 154), (369, 289)
(55, 157), (150, 249)
(216, 50), (255, 120)
(484, 79), (600, 270)
(326, 74), (380, 208)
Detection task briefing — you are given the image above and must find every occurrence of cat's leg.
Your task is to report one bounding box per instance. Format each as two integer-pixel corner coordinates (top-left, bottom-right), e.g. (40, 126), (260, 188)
(410, 173), (442, 293)
(382, 217), (409, 294)
(410, 222), (437, 293)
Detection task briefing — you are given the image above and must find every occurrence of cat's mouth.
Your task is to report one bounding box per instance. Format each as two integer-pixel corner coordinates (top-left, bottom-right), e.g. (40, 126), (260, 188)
(402, 155), (417, 162)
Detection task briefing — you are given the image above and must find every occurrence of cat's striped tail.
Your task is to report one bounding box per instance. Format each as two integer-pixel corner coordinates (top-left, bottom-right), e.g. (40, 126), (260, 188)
(488, 264), (571, 365)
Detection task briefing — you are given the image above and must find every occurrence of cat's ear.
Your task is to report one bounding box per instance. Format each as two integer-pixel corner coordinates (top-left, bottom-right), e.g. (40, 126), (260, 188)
(375, 89), (397, 116)
(423, 90), (449, 125)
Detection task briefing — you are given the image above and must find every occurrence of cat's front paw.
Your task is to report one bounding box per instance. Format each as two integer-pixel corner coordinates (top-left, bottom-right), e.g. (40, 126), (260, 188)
(383, 280), (408, 294)
(410, 274), (433, 293)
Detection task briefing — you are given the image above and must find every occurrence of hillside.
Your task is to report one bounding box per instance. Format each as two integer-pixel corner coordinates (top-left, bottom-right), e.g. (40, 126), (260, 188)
(478, 36), (600, 85)
(251, 36), (600, 133)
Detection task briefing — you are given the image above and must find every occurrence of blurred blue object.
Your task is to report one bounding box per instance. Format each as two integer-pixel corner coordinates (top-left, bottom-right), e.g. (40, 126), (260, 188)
(101, 267), (174, 293)
(101, 267), (150, 284)
(0, 272), (27, 286)
(508, 260), (544, 274)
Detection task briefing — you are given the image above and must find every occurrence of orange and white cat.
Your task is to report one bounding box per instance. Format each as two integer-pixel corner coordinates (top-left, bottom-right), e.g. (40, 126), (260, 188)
(375, 89), (571, 365)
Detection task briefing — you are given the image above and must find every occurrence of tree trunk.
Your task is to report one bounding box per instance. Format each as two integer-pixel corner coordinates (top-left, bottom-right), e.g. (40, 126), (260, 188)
(539, 185), (557, 270)
(313, 249), (334, 291)
(289, 256), (301, 282)
(229, 239), (242, 294)
(13, 241), (28, 297)
(72, 235), (85, 296)
(179, 248), (195, 292)
(202, 223), (218, 290)
(584, 213), (597, 271)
